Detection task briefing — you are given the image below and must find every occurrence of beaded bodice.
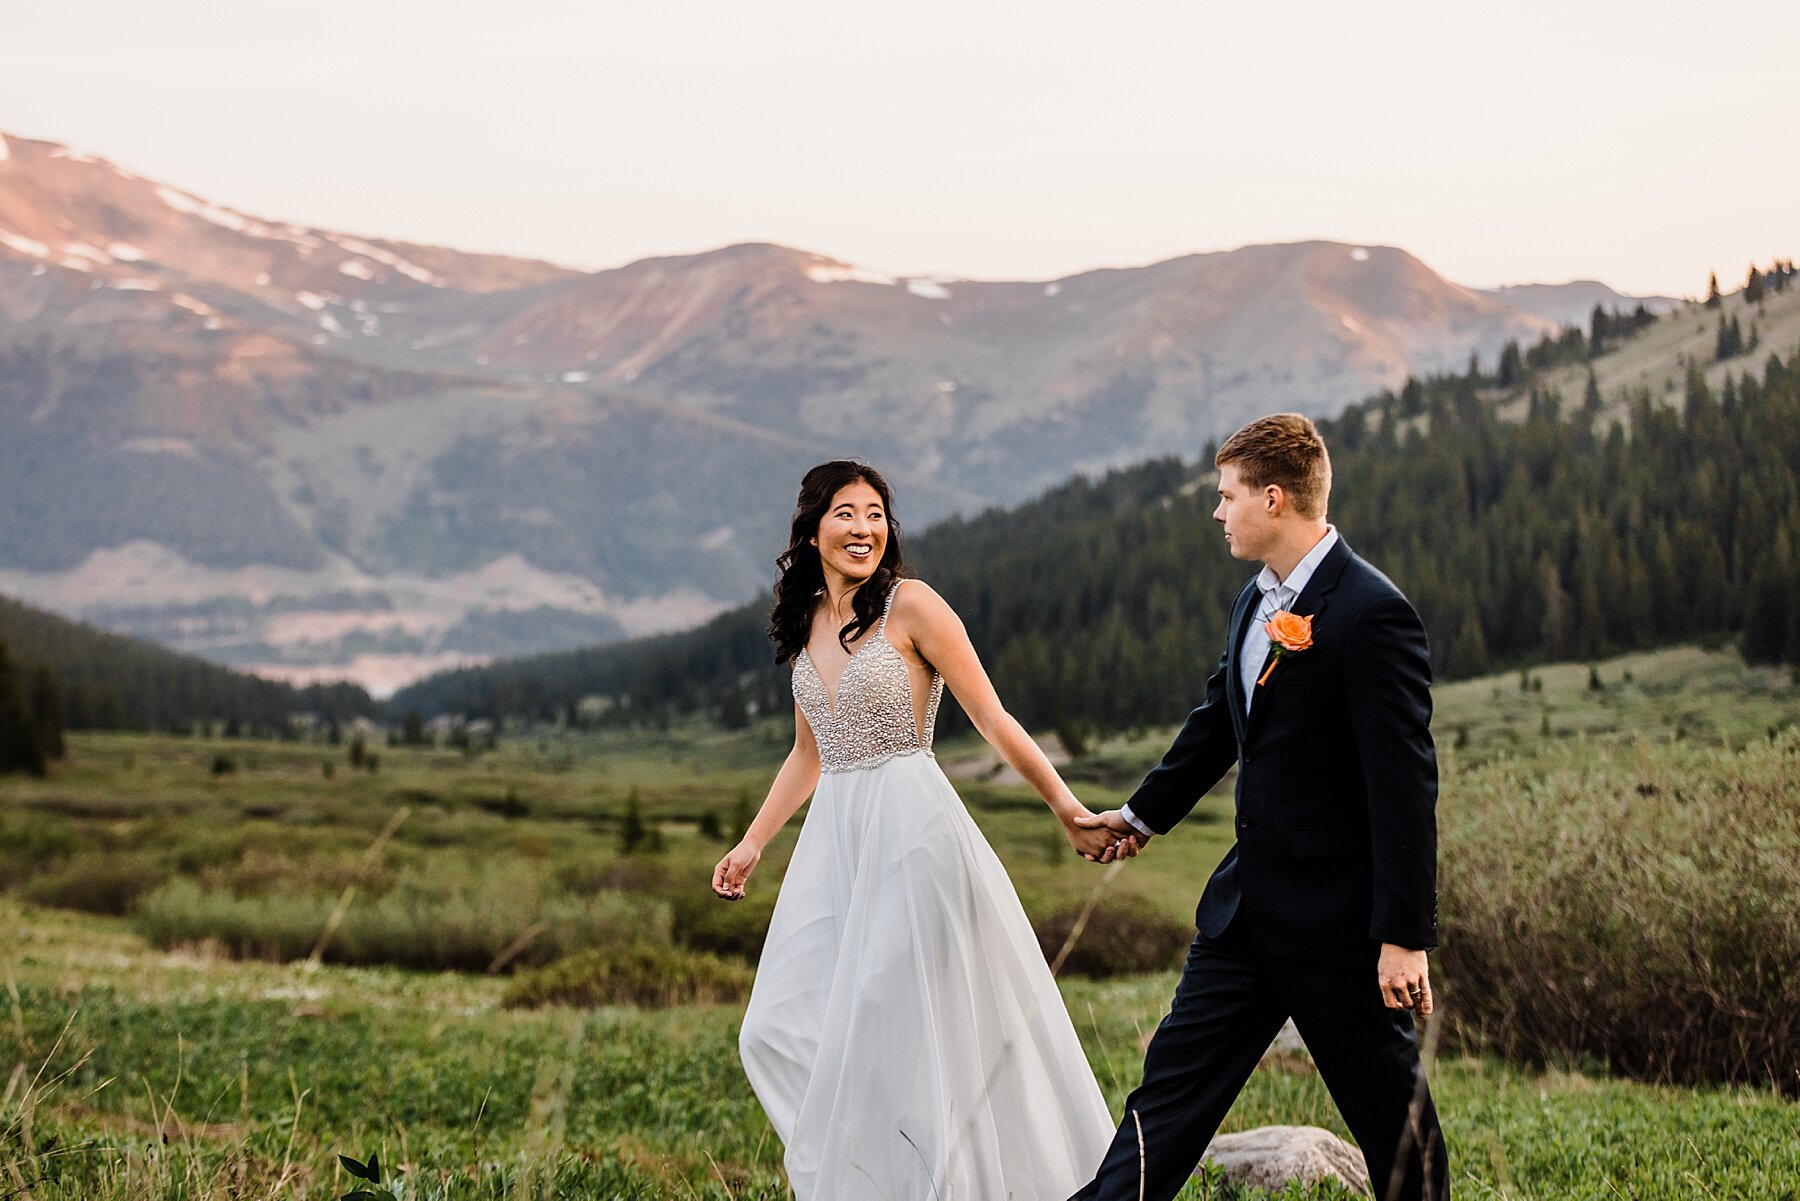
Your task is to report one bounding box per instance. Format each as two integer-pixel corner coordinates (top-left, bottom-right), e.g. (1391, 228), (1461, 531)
(793, 580), (944, 773)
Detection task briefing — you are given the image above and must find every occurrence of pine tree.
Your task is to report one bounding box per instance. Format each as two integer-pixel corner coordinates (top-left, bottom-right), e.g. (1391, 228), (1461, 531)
(1745, 265), (1765, 304)
(1705, 270), (1722, 308)
(618, 787), (663, 855)
(1716, 312), (1744, 361)
(718, 676), (750, 730)
(1497, 340), (1524, 388)
(0, 641), (47, 777)
(1742, 560), (1789, 664)
(28, 666), (64, 760)
(1584, 370), (1602, 414)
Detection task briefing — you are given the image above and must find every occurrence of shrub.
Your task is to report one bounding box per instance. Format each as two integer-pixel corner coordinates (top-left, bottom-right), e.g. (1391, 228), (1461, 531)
(21, 854), (166, 915)
(670, 888), (774, 963)
(1438, 729), (1800, 1091)
(503, 944), (752, 1009)
(134, 871), (671, 973)
(475, 790), (531, 819)
(1031, 891), (1191, 979)
(556, 857), (671, 896)
(201, 849), (392, 898)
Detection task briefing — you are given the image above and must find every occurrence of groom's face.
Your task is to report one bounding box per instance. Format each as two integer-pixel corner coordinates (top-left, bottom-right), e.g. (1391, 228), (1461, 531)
(1214, 464), (1276, 562)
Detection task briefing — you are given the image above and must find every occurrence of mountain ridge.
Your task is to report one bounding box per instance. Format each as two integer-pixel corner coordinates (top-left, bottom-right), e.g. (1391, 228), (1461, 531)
(0, 127), (1679, 691)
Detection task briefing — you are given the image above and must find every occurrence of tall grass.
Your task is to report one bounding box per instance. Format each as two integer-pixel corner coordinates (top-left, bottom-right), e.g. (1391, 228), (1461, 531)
(134, 871), (668, 973)
(1439, 728), (1800, 1090)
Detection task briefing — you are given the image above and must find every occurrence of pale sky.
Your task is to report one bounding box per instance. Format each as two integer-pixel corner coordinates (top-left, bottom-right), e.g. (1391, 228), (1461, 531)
(2, 1), (1794, 297)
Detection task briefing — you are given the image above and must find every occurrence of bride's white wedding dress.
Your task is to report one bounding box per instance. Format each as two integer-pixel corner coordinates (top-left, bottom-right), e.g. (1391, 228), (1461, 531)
(739, 579), (1113, 1200)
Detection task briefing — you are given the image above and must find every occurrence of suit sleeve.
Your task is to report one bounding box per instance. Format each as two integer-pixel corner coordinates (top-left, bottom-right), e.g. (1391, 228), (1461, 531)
(1122, 646), (1239, 834)
(1343, 594), (1439, 950)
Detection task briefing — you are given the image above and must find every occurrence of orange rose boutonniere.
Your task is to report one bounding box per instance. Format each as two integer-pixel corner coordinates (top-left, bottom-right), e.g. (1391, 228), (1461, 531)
(1257, 611), (1315, 687)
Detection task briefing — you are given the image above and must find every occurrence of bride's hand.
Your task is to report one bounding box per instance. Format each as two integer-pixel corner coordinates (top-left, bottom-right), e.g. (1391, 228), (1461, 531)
(1064, 813), (1125, 862)
(712, 839), (762, 899)
(1067, 809), (1145, 862)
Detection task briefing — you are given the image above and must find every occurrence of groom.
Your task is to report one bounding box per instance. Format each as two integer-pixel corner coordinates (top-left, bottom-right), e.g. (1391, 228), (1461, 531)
(1072, 414), (1448, 1200)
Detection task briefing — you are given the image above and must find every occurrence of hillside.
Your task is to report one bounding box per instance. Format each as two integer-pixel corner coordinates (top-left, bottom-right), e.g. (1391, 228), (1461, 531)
(0, 592), (374, 730)
(0, 128), (1671, 689)
(391, 270), (1800, 729)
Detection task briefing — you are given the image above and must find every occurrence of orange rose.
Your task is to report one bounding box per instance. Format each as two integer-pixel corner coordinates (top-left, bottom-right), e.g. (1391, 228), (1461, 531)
(1257, 611), (1315, 687)
(1265, 611), (1314, 653)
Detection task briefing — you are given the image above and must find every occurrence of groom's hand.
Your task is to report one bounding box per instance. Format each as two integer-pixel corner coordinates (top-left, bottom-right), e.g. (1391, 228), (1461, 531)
(1072, 810), (1149, 862)
(1378, 943), (1433, 1015)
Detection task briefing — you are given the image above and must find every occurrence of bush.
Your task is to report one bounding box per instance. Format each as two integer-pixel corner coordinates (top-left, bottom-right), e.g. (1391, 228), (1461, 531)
(556, 857), (672, 896)
(1438, 730), (1800, 1091)
(134, 871), (672, 973)
(503, 943), (752, 1009)
(201, 849), (392, 898)
(20, 854), (166, 915)
(670, 888), (774, 963)
(1031, 891), (1191, 979)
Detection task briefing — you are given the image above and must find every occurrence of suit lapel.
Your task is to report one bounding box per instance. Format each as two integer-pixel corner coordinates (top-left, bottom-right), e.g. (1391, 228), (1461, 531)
(1244, 536), (1354, 740)
(1225, 579), (1259, 746)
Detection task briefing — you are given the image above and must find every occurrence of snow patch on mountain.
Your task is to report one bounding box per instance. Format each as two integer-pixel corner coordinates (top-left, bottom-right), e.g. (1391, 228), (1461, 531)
(0, 231), (49, 257)
(171, 294), (220, 317)
(121, 437), (201, 458)
(806, 262), (896, 286)
(328, 236), (441, 285)
(60, 241), (112, 264)
(156, 186), (251, 233)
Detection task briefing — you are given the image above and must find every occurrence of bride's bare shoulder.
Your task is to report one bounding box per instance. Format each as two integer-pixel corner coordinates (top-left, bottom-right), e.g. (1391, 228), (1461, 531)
(889, 578), (960, 627)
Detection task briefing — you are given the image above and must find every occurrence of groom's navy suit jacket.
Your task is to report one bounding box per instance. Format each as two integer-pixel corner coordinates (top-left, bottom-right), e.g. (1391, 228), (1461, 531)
(1126, 536), (1438, 965)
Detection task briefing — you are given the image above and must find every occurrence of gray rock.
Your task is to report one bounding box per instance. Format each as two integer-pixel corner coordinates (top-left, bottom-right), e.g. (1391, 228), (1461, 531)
(1265, 1017), (1309, 1058)
(1199, 1125), (1371, 1195)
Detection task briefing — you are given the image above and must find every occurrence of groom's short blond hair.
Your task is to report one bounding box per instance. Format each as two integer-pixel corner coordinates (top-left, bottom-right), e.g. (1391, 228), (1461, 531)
(1215, 414), (1332, 518)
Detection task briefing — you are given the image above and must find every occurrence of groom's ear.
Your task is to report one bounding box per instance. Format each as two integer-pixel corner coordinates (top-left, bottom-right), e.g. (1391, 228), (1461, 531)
(1264, 484), (1286, 515)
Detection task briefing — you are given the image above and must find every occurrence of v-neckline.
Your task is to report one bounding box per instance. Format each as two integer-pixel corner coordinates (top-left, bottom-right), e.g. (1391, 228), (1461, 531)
(800, 633), (884, 717)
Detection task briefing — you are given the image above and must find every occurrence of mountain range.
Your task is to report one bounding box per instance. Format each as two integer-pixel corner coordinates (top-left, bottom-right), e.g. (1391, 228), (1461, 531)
(0, 129), (1676, 693)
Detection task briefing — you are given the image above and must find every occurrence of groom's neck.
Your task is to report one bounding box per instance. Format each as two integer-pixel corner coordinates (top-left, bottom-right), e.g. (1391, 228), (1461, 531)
(1260, 520), (1332, 584)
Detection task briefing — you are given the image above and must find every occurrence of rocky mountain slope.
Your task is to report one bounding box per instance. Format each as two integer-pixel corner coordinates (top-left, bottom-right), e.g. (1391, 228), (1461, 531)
(0, 129), (1672, 692)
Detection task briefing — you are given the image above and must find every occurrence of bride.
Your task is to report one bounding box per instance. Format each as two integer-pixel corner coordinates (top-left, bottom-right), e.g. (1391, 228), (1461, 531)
(712, 460), (1118, 1200)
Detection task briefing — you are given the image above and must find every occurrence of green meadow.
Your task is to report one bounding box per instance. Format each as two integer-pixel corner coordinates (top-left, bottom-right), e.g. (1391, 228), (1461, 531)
(2, 646), (1797, 1198)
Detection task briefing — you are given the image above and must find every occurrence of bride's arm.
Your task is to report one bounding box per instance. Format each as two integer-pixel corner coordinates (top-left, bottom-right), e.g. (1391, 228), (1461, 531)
(896, 582), (1116, 860)
(712, 704), (822, 898)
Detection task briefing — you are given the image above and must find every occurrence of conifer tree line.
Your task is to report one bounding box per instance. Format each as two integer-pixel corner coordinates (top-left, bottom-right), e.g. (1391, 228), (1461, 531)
(393, 290), (1800, 735)
(0, 594), (377, 743)
(0, 637), (63, 776)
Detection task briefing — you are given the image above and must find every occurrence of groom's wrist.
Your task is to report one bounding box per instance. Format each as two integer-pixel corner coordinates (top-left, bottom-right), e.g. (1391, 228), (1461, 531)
(1118, 804), (1155, 839)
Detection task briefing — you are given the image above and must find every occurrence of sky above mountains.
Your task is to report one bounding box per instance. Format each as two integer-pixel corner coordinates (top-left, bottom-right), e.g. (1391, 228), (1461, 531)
(1, 1), (1793, 298)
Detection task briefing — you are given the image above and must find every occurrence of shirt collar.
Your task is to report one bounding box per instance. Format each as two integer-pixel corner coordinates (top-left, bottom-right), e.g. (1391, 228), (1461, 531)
(1256, 525), (1339, 600)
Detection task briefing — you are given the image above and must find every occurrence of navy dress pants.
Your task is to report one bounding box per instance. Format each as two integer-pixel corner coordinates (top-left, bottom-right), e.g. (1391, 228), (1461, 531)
(1070, 913), (1449, 1201)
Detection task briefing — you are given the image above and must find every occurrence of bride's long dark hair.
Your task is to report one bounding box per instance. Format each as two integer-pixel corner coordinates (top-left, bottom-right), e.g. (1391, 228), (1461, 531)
(769, 461), (906, 665)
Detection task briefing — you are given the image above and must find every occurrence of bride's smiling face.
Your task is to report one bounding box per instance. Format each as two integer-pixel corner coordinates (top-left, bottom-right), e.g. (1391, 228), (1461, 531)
(811, 481), (887, 584)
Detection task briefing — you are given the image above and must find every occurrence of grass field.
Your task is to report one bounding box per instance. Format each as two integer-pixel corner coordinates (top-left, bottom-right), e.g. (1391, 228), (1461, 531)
(2, 645), (1798, 1198)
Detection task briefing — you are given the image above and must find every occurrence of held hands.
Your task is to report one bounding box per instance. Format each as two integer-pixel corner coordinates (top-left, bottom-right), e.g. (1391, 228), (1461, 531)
(712, 839), (762, 900)
(1378, 943), (1433, 1015)
(1068, 809), (1149, 863)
